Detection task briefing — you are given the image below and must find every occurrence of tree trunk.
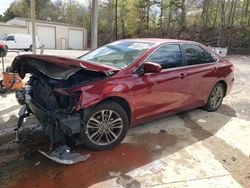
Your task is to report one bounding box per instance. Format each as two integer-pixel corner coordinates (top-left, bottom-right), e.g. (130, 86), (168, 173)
(213, 0), (220, 27)
(220, 0), (226, 27)
(241, 0), (246, 25)
(121, 16), (125, 38)
(218, 0), (226, 46)
(160, 0), (163, 29)
(227, 0), (234, 26)
(230, 0), (237, 26)
(180, 0), (186, 30)
(245, 0), (249, 17)
(207, 1), (214, 26)
(168, 0), (172, 28)
(146, 0), (150, 31)
(201, 0), (209, 28)
(160, 0), (164, 37)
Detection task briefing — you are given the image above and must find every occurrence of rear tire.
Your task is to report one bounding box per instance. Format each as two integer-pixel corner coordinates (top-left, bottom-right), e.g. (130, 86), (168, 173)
(81, 101), (129, 151)
(203, 82), (225, 112)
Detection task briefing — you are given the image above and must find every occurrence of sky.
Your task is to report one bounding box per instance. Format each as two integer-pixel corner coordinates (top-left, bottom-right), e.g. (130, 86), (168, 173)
(0, 0), (86, 15)
(0, 0), (14, 15)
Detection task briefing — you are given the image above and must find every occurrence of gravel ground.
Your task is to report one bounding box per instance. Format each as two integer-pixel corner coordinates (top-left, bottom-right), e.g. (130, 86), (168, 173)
(0, 51), (249, 188)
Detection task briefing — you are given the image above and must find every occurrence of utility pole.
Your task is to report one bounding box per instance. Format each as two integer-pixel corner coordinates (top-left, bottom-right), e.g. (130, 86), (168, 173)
(31, 0), (36, 54)
(91, 0), (99, 50)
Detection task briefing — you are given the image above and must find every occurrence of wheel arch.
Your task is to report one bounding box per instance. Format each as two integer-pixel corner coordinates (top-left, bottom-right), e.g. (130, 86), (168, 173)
(204, 80), (228, 104)
(218, 80), (227, 96)
(98, 96), (132, 124)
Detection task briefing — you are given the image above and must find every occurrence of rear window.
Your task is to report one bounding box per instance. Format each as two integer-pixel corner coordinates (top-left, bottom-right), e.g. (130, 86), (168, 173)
(183, 44), (207, 65)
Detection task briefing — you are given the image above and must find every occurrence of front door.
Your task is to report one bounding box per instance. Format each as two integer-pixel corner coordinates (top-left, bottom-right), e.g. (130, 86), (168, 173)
(132, 44), (190, 121)
(4, 35), (16, 49)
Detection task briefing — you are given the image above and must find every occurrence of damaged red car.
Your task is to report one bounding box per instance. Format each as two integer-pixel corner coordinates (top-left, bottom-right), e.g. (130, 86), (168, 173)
(11, 39), (234, 151)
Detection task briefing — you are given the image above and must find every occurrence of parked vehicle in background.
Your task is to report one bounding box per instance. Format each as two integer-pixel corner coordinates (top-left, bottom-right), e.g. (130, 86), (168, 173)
(0, 42), (7, 57)
(0, 33), (40, 51)
(12, 39), (234, 151)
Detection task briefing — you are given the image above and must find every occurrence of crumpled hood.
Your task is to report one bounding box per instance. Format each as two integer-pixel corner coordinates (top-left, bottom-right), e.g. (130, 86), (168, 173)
(11, 54), (119, 80)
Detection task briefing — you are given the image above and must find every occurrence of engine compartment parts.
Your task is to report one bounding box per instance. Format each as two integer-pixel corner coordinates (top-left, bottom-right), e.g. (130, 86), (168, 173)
(39, 145), (90, 165)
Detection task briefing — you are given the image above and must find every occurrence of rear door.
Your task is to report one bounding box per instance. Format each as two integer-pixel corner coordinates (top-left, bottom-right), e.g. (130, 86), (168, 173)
(181, 44), (218, 106)
(132, 44), (191, 121)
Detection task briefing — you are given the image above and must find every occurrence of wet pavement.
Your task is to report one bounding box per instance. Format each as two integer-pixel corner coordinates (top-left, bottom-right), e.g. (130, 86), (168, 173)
(0, 53), (250, 188)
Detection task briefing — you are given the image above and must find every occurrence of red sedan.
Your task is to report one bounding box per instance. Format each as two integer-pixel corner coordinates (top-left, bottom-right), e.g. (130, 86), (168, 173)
(12, 39), (234, 150)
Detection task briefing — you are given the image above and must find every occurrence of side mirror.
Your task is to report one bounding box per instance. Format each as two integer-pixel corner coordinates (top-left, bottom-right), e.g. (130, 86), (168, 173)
(143, 62), (162, 74)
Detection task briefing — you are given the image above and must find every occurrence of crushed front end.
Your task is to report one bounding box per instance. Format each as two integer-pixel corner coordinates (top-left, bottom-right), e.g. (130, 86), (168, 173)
(11, 55), (109, 147)
(16, 78), (83, 146)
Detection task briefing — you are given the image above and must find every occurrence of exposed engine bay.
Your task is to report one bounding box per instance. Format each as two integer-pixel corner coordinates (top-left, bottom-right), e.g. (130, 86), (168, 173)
(12, 55), (110, 148)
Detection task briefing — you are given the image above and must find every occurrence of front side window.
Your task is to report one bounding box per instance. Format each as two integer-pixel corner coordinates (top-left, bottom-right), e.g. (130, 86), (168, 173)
(146, 44), (182, 69)
(79, 41), (153, 69)
(183, 44), (207, 65)
(6, 36), (15, 41)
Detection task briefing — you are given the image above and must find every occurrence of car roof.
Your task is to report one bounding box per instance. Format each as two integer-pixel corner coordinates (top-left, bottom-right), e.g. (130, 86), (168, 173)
(120, 38), (199, 45)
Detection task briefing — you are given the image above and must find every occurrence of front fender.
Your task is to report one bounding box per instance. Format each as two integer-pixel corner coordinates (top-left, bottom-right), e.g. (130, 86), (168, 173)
(76, 81), (133, 110)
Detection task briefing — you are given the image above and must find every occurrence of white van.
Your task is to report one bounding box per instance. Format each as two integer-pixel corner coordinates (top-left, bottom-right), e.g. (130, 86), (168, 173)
(0, 33), (41, 51)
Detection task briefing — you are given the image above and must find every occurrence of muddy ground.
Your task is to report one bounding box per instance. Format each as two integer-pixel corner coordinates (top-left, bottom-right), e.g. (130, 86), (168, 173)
(0, 51), (250, 188)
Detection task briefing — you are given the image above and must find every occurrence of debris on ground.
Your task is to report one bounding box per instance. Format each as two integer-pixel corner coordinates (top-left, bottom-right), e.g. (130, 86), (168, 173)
(34, 161), (40, 166)
(39, 145), (90, 165)
(109, 171), (141, 188)
(159, 129), (168, 134)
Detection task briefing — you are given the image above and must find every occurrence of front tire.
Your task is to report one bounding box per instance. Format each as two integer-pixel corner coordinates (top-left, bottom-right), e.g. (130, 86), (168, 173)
(203, 82), (225, 112)
(82, 101), (129, 151)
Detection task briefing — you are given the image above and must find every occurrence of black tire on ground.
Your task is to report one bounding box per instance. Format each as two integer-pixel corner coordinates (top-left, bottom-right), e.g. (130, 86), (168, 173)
(29, 45), (32, 51)
(203, 82), (225, 112)
(81, 101), (129, 151)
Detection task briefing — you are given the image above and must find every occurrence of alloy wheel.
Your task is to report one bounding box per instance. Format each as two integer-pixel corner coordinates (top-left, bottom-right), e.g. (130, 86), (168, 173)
(210, 85), (223, 109)
(86, 110), (124, 145)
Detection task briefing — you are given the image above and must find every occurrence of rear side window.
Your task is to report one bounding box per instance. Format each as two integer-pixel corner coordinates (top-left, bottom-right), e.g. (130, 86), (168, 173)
(205, 51), (218, 63)
(6, 36), (15, 41)
(183, 44), (207, 65)
(146, 44), (182, 69)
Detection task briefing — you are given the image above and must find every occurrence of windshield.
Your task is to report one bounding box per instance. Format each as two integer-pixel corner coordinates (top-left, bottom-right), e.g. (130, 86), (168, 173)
(0, 34), (7, 40)
(79, 41), (153, 69)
